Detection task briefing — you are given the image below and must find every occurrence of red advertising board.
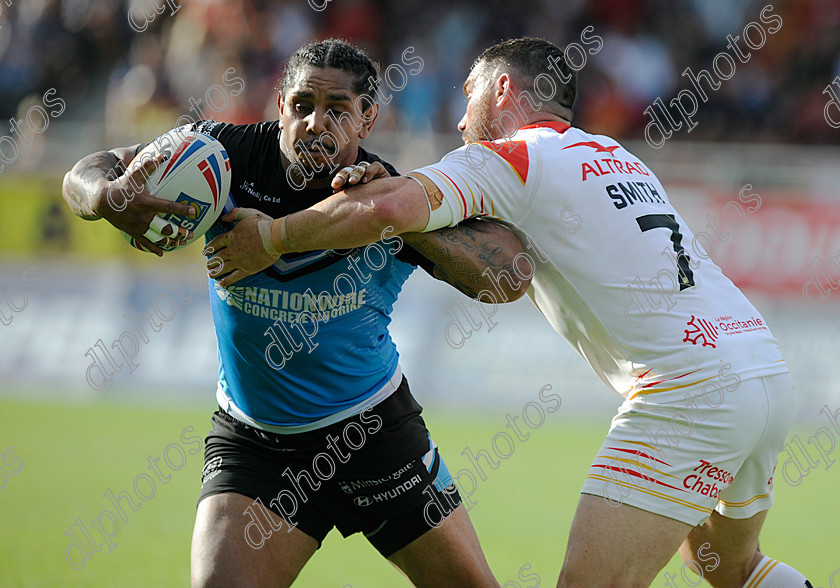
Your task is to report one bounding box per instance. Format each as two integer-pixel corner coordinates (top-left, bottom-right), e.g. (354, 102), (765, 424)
(669, 185), (840, 301)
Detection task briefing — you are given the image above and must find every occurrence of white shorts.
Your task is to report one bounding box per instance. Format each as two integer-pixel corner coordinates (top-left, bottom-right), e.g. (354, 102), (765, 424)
(581, 372), (795, 526)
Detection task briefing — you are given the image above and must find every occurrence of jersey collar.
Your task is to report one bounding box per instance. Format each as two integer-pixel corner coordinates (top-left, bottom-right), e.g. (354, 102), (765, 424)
(519, 120), (571, 133)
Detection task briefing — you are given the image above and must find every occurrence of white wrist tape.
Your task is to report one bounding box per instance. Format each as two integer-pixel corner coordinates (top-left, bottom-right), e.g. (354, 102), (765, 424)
(278, 216), (292, 251)
(407, 175), (454, 232)
(258, 218), (282, 257)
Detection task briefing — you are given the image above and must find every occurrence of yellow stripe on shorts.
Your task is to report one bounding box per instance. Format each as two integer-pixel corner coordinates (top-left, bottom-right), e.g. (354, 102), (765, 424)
(718, 492), (771, 508)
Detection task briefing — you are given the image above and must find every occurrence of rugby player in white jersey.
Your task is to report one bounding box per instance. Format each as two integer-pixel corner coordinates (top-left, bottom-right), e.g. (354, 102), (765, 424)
(209, 37), (816, 587)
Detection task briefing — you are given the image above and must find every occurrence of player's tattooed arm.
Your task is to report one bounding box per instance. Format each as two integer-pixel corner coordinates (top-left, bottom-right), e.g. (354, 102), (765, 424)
(62, 143), (194, 256)
(401, 218), (532, 301)
(61, 146), (139, 220)
(62, 151), (124, 219)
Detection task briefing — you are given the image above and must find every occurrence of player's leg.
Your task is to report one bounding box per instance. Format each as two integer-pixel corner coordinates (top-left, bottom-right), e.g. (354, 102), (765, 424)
(330, 378), (498, 586)
(558, 372), (795, 587)
(191, 492), (317, 588)
(388, 503), (498, 587)
(557, 494), (692, 587)
(680, 510), (811, 587)
(192, 409), (335, 587)
(679, 509), (765, 586)
(678, 374), (811, 588)
(344, 448), (498, 587)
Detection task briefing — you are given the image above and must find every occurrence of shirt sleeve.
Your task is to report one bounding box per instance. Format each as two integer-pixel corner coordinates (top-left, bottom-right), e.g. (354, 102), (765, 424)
(410, 139), (536, 231)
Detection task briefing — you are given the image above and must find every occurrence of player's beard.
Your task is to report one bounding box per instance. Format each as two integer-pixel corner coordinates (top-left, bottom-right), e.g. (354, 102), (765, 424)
(462, 94), (497, 144)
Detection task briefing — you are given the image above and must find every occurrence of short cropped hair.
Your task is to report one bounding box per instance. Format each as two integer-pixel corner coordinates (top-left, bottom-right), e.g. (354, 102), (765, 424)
(472, 37), (576, 111)
(281, 38), (380, 103)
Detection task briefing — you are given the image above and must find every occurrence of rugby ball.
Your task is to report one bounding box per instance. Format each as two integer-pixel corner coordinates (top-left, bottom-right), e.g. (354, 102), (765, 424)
(121, 128), (231, 251)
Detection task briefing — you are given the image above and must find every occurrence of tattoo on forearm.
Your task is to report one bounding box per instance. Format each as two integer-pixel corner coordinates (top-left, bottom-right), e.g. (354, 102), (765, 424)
(432, 265), (479, 298)
(64, 187), (99, 220)
(86, 152), (123, 182)
(64, 152), (123, 220)
(405, 222), (519, 298)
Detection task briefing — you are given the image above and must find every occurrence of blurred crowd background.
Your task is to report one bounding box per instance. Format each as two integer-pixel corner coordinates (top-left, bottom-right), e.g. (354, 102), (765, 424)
(2, 0), (840, 146)
(1, 0), (840, 411)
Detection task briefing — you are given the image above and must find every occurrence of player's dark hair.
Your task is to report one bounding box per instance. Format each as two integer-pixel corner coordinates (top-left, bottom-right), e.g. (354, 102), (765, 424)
(281, 38), (380, 105)
(473, 37), (576, 112)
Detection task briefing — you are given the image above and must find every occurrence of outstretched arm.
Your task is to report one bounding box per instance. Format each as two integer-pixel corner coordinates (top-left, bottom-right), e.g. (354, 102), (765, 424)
(206, 175), (437, 283)
(329, 164), (531, 300)
(205, 169), (531, 297)
(285, 175), (430, 250)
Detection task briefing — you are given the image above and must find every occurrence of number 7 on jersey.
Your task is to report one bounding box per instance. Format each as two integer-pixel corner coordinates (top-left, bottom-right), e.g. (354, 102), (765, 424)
(636, 214), (695, 291)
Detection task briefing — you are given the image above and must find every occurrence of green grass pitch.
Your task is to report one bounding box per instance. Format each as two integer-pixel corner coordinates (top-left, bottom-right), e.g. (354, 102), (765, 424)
(0, 399), (836, 587)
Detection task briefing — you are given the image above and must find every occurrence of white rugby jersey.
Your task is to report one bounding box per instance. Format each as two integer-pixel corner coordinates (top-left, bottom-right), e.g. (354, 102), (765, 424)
(413, 121), (788, 399)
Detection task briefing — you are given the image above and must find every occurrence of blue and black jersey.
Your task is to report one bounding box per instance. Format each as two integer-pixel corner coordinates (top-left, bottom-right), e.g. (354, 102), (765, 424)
(188, 120), (424, 431)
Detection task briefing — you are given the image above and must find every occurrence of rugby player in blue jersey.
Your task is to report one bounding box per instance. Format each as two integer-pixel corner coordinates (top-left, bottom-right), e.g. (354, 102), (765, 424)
(62, 39), (528, 587)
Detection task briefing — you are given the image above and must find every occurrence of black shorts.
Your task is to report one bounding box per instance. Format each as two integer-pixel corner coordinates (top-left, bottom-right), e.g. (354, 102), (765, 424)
(198, 377), (462, 557)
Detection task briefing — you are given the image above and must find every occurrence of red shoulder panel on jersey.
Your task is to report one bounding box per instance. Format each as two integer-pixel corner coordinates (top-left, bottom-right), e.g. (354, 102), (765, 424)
(479, 140), (530, 185)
